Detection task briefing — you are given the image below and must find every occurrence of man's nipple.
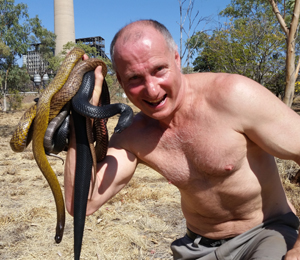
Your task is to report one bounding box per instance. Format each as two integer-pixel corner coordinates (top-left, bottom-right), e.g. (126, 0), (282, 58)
(224, 164), (234, 171)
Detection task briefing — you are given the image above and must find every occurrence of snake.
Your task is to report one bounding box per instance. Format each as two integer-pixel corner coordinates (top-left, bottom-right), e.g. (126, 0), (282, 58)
(9, 48), (107, 243)
(10, 47), (134, 259)
(72, 71), (133, 260)
(43, 102), (71, 155)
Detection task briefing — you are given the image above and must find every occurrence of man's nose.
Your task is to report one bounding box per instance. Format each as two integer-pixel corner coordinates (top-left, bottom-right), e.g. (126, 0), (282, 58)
(144, 76), (159, 98)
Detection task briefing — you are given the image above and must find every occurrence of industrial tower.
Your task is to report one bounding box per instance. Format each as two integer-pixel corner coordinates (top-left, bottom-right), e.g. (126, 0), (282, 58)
(54, 0), (75, 55)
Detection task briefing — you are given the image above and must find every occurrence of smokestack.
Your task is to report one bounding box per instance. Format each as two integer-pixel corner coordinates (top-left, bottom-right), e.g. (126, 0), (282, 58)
(54, 0), (75, 55)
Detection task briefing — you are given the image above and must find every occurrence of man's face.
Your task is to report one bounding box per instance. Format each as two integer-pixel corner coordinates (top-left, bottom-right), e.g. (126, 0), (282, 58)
(114, 27), (182, 121)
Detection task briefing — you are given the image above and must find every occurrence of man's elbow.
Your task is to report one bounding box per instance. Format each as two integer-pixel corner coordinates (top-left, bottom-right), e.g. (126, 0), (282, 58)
(86, 200), (100, 216)
(65, 204), (96, 217)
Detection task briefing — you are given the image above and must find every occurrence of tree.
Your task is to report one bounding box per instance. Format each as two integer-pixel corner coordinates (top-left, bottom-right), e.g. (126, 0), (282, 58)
(268, 0), (300, 106)
(192, 17), (286, 91)
(177, 0), (210, 71)
(217, 0), (300, 106)
(189, 0), (300, 98)
(0, 0), (55, 111)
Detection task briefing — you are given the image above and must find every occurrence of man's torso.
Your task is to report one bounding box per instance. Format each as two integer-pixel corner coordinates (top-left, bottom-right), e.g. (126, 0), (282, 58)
(117, 73), (292, 239)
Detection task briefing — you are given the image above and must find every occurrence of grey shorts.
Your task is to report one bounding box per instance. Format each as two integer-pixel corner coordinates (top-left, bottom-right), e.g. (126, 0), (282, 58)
(171, 212), (299, 260)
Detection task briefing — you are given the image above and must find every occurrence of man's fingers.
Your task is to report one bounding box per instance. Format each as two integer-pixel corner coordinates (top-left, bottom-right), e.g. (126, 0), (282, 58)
(81, 54), (103, 105)
(82, 54), (89, 61)
(92, 66), (104, 106)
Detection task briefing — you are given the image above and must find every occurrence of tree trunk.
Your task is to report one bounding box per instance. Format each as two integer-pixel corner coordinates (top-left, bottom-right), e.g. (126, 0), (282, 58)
(179, 0), (183, 68)
(268, 0), (300, 107)
(283, 37), (296, 106)
(3, 69), (9, 112)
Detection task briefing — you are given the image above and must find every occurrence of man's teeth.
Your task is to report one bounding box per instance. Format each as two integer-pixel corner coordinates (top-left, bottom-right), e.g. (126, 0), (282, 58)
(146, 95), (166, 106)
(149, 99), (163, 104)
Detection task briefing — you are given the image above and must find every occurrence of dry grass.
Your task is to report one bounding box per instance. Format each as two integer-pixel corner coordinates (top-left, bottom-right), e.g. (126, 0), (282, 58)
(0, 104), (184, 260)
(0, 99), (300, 259)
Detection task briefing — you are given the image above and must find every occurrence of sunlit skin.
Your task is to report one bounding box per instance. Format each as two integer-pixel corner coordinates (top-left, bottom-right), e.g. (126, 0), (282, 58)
(64, 21), (300, 259)
(114, 32), (185, 125)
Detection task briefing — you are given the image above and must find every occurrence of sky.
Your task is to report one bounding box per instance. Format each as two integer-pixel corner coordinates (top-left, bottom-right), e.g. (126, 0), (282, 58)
(14, 0), (231, 64)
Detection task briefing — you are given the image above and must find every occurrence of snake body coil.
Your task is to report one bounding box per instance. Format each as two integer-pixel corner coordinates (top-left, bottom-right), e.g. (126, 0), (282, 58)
(10, 48), (134, 259)
(32, 47), (85, 243)
(10, 48), (108, 244)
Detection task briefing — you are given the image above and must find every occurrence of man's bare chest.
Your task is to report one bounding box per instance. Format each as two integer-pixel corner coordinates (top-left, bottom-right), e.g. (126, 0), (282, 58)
(134, 123), (247, 188)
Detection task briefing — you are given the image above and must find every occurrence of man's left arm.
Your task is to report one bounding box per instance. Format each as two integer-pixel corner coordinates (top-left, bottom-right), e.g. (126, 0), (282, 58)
(225, 75), (300, 259)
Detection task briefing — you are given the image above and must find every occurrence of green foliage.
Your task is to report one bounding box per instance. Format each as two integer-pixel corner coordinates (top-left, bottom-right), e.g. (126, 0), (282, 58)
(28, 16), (56, 61)
(7, 89), (24, 110)
(0, 0), (55, 100)
(220, 0), (274, 18)
(221, 0), (295, 26)
(0, 0), (30, 60)
(0, 64), (30, 91)
(61, 41), (98, 57)
(0, 41), (10, 58)
(295, 81), (300, 93)
(190, 0), (291, 94)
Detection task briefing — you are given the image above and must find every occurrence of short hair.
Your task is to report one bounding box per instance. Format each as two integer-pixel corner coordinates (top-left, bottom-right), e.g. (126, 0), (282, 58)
(110, 19), (177, 71)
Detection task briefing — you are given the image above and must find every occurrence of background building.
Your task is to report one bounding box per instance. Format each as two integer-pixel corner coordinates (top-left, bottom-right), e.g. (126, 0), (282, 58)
(23, 44), (50, 77)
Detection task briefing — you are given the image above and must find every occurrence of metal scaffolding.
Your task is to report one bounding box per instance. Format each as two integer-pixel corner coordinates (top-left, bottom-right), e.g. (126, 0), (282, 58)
(76, 36), (108, 59)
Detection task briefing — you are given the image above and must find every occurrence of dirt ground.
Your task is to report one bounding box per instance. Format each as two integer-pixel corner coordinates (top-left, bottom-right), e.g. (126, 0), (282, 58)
(0, 97), (185, 260)
(1, 96), (300, 260)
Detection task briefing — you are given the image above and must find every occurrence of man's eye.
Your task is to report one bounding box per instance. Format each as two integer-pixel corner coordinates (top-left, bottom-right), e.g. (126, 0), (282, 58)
(130, 75), (139, 80)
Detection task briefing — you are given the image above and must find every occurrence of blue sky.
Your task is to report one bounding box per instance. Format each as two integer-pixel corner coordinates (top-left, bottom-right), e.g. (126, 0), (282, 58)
(14, 0), (231, 63)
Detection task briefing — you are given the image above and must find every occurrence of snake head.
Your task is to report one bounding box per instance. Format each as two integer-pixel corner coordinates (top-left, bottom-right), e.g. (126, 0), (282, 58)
(114, 104), (134, 133)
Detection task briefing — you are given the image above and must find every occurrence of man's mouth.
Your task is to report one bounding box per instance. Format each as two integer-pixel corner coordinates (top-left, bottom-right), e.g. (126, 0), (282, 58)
(144, 94), (167, 106)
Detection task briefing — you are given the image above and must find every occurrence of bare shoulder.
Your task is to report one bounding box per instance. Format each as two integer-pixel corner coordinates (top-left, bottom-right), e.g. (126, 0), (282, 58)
(187, 72), (298, 130)
(204, 73), (269, 103)
(191, 72), (285, 112)
(109, 111), (156, 153)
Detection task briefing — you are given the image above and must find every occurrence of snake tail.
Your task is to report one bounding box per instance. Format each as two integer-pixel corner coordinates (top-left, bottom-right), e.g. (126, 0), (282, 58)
(73, 108), (93, 260)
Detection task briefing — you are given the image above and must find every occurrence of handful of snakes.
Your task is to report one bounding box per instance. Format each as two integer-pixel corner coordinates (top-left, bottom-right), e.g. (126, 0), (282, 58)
(9, 47), (133, 259)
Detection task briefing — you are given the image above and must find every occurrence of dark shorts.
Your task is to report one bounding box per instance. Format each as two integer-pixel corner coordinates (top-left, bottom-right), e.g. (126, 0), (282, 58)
(171, 212), (299, 260)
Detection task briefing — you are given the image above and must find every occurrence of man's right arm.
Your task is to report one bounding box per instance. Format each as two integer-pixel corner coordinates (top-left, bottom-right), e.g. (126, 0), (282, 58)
(64, 127), (138, 216)
(64, 62), (138, 216)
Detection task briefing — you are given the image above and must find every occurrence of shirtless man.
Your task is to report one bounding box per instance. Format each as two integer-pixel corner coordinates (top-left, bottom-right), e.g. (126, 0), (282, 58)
(64, 20), (300, 259)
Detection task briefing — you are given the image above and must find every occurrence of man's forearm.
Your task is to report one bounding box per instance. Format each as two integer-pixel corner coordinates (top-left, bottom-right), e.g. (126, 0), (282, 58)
(64, 125), (77, 216)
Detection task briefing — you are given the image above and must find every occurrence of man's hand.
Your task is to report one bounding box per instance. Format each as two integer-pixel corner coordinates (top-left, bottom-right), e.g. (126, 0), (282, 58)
(285, 247), (300, 259)
(82, 54), (104, 106)
(285, 237), (300, 260)
(64, 54), (105, 215)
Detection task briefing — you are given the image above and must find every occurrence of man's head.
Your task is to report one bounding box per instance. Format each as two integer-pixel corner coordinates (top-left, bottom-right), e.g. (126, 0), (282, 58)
(110, 20), (177, 71)
(110, 20), (184, 122)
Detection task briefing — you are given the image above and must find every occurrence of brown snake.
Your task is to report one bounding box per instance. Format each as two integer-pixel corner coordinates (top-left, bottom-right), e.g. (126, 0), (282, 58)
(9, 47), (107, 243)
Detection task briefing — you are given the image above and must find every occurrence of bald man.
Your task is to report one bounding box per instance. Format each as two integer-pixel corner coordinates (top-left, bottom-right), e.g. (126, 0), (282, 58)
(65, 20), (300, 259)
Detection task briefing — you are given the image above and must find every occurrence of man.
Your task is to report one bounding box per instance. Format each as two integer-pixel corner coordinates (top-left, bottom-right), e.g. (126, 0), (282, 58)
(64, 19), (300, 259)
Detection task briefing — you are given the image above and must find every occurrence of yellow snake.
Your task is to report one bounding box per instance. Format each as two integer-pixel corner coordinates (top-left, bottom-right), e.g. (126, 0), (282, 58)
(10, 47), (107, 243)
